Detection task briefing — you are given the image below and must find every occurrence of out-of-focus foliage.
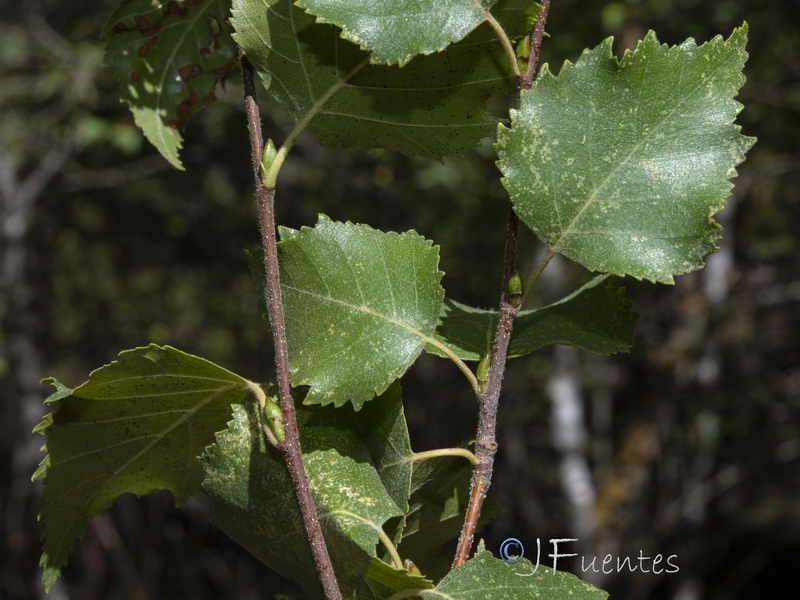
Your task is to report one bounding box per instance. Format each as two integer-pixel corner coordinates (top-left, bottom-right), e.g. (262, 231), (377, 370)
(1, 0), (797, 598)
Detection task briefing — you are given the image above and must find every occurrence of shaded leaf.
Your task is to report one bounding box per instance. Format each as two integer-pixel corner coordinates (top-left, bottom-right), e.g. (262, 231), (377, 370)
(33, 345), (251, 591)
(200, 383), (413, 599)
(497, 25), (755, 283)
(428, 275), (636, 361)
(296, 0), (497, 66)
(398, 456), (502, 580)
(103, 0), (237, 169)
(275, 215), (443, 409)
(356, 558), (434, 599)
(420, 551), (608, 599)
(231, 0), (527, 158)
(353, 382), (415, 548)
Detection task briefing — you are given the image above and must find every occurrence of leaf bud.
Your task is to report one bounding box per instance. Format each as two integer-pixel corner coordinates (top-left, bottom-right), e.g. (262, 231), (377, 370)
(403, 559), (422, 576)
(262, 395), (285, 445)
(259, 138), (278, 187)
(476, 353), (491, 394)
(508, 271), (523, 308)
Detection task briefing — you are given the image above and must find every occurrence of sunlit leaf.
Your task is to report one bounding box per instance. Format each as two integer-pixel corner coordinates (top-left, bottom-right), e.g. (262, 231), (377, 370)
(232, 0), (527, 158)
(497, 25), (755, 282)
(270, 215), (444, 409)
(297, 0), (497, 66)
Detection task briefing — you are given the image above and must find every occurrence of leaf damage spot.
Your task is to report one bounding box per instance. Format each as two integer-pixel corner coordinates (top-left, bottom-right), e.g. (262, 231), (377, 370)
(138, 37), (159, 58)
(176, 92), (199, 119)
(178, 63), (203, 82)
(200, 15), (223, 55)
(133, 15), (150, 30)
(164, 1), (188, 17)
(140, 23), (162, 37)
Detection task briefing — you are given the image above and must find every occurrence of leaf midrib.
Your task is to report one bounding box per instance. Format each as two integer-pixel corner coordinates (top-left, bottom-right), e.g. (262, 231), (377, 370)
(282, 283), (434, 344)
(49, 383), (241, 560)
(548, 42), (740, 256)
(151, 0), (217, 153)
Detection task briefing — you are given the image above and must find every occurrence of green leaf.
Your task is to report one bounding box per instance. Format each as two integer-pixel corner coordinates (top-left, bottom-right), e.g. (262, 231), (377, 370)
(296, 0), (498, 66)
(200, 383), (418, 599)
(231, 0), (527, 158)
(428, 275), (636, 361)
(398, 456), (502, 580)
(352, 382), (415, 549)
(356, 558), (434, 599)
(497, 25), (755, 283)
(275, 215), (444, 409)
(420, 551), (608, 599)
(103, 0), (237, 169)
(33, 345), (251, 591)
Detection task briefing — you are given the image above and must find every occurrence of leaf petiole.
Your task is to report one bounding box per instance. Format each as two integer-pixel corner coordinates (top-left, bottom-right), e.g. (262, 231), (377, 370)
(408, 448), (480, 467)
(423, 335), (479, 393)
(521, 246), (557, 306)
(474, 0), (520, 77)
(377, 527), (404, 570)
(243, 379), (284, 446)
(262, 57), (370, 190)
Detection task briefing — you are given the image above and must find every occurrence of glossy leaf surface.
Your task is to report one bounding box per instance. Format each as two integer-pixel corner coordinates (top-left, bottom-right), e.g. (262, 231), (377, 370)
(497, 25), (755, 282)
(276, 216), (443, 409)
(429, 275), (636, 361)
(231, 0), (526, 158)
(103, 0), (236, 169)
(297, 0), (497, 66)
(33, 345), (250, 590)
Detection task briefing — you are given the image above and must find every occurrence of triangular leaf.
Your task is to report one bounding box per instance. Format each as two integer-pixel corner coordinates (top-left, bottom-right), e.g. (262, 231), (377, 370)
(296, 0), (498, 66)
(497, 25), (755, 283)
(420, 551), (608, 599)
(428, 275), (636, 361)
(200, 383), (413, 599)
(231, 0), (527, 158)
(273, 215), (444, 409)
(33, 345), (251, 591)
(103, 0), (237, 169)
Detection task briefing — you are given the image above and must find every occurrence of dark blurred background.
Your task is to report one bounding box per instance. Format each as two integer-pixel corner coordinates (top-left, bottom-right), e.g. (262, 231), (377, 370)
(1, 0), (797, 598)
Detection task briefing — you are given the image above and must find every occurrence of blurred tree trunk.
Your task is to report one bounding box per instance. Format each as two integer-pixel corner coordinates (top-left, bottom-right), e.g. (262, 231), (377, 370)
(1, 140), (72, 598)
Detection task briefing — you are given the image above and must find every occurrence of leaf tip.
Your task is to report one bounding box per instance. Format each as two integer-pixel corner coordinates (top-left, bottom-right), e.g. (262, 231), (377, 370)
(41, 564), (61, 594)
